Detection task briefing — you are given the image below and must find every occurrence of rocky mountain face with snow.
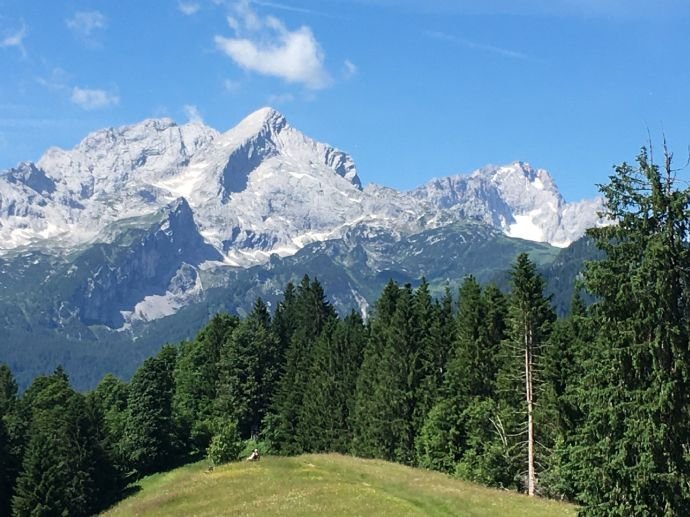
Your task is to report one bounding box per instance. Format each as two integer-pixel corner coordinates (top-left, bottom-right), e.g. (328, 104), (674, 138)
(0, 107), (604, 388)
(0, 107), (601, 260)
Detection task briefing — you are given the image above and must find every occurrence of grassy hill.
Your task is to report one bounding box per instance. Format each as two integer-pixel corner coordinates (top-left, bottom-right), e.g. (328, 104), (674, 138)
(103, 454), (577, 516)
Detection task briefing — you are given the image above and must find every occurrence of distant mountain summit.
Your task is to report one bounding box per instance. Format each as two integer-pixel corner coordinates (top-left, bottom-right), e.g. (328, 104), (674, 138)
(0, 107), (601, 261)
(412, 161), (603, 247)
(0, 108), (605, 387)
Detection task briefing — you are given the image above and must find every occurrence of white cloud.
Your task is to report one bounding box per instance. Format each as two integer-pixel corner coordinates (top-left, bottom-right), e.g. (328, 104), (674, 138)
(1, 23), (27, 56)
(214, 0), (331, 90)
(178, 2), (201, 15)
(343, 59), (357, 79)
(183, 104), (204, 123)
(66, 11), (106, 38)
(71, 87), (119, 110)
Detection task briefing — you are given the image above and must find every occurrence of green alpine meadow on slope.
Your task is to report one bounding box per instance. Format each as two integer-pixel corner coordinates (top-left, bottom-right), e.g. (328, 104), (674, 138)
(103, 454), (577, 516)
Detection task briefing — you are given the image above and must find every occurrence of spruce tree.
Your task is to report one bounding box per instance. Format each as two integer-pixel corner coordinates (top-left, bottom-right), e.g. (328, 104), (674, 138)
(265, 276), (336, 454)
(352, 280), (400, 458)
(0, 363), (18, 517)
(572, 147), (690, 515)
(174, 313), (239, 451)
(216, 299), (280, 438)
(12, 369), (107, 517)
(123, 346), (179, 476)
(89, 374), (130, 477)
(538, 293), (591, 499)
(417, 278), (507, 476)
(412, 279), (446, 442)
(356, 283), (418, 464)
(498, 253), (554, 495)
(299, 312), (366, 452)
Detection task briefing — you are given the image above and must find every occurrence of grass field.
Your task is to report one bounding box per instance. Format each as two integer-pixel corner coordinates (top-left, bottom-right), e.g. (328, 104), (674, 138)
(103, 454), (578, 516)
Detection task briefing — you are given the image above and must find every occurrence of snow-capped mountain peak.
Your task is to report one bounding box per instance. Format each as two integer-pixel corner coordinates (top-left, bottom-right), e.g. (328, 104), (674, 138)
(0, 108), (601, 261)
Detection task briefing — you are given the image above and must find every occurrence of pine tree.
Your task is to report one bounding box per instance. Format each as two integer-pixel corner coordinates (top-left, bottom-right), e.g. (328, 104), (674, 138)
(417, 278), (507, 476)
(498, 254), (554, 496)
(174, 313), (239, 450)
(265, 276), (336, 454)
(538, 293), (591, 499)
(12, 369), (108, 517)
(216, 299), (280, 438)
(352, 280), (400, 458)
(572, 147), (690, 515)
(412, 279), (446, 443)
(123, 346), (179, 476)
(354, 283), (420, 464)
(89, 373), (130, 477)
(299, 311), (366, 452)
(0, 363), (18, 517)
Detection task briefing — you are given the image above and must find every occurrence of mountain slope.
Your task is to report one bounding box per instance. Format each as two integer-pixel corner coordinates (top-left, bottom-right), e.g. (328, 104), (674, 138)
(411, 162), (602, 246)
(0, 108), (604, 389)
(1, 108), (601, 262)
(103, 454), (577, 516)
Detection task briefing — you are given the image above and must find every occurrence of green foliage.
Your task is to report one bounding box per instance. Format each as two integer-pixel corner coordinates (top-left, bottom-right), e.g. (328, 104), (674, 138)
(298, 312), (367, 453)
(265, 276), (336, 455)
(216, 300), (280, 439)
(351, 281), (400, 458)
(123, 346), (179, 477)
(415, 398), (463, 474)
(453, 398), (517, 489)
(0, 363), (19, 516)
(12, 369), (111, 517)
(174, 313), (239, 450)
(571, 147), (690, 515)
(207, 420), (243, 466)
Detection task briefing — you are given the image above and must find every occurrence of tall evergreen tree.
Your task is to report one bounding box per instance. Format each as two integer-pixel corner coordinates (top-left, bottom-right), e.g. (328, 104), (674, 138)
(12, 369), (109, 517)
(265, 276), (336, 454)
(0, 363), (18, 517)
(123, 346), (179, 476)
(354, 284), (420, 464)
(89, 374), (130, 476)
(538, 293), (591, 499)
(412, 279), (445, 442)
(299, 311), (367, 452)
(216, 299), (280, 438)
(174, 313), (239, 450)
(498, 253), (554, 495)
(572, 147), (690, 515)
(417, 278), (507, 476)
(352, 280), (400, 458)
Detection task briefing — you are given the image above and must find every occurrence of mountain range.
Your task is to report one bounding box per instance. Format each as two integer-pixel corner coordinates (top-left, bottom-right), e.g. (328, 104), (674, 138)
(0, 108), (603, 389)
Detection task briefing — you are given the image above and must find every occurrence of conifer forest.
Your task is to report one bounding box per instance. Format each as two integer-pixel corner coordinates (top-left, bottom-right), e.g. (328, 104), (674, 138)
(2, 148), (690, 516)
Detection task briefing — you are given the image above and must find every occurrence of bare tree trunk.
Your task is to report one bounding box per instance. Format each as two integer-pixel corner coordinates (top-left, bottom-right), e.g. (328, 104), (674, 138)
(525, 323), (536, 496)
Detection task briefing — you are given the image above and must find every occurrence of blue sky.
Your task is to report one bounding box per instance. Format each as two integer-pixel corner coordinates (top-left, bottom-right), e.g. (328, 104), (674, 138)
(1, 0), (689, 201)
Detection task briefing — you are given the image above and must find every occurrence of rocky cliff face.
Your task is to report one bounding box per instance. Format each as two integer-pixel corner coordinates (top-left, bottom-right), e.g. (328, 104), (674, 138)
(410, 162), (603, 247)
(0, 107), (604, 328)
(0, 107), (601, 258)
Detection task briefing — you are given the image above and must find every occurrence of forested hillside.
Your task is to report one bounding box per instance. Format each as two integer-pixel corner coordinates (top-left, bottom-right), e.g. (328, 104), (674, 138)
(1, 147), (689, 515)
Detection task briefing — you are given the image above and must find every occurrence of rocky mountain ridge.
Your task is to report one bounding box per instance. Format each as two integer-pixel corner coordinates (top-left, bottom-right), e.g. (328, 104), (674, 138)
(0, 108), (605, 387)
(0, 107), (602, 263)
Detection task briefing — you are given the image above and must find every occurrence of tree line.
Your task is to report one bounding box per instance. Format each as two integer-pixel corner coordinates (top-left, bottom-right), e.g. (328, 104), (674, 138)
(1, 147), (689, 516)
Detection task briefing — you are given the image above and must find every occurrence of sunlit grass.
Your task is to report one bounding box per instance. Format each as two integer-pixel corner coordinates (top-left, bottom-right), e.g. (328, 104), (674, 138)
(103, 454), (577, 516)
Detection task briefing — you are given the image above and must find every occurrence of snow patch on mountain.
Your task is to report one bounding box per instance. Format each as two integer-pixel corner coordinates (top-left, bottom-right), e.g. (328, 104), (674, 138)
(0, 107), (602, 272)
(411, 161), (604, 247)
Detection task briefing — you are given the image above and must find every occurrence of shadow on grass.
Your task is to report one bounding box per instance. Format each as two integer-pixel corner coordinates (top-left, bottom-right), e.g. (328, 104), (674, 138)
(98, 451), (205, 514)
